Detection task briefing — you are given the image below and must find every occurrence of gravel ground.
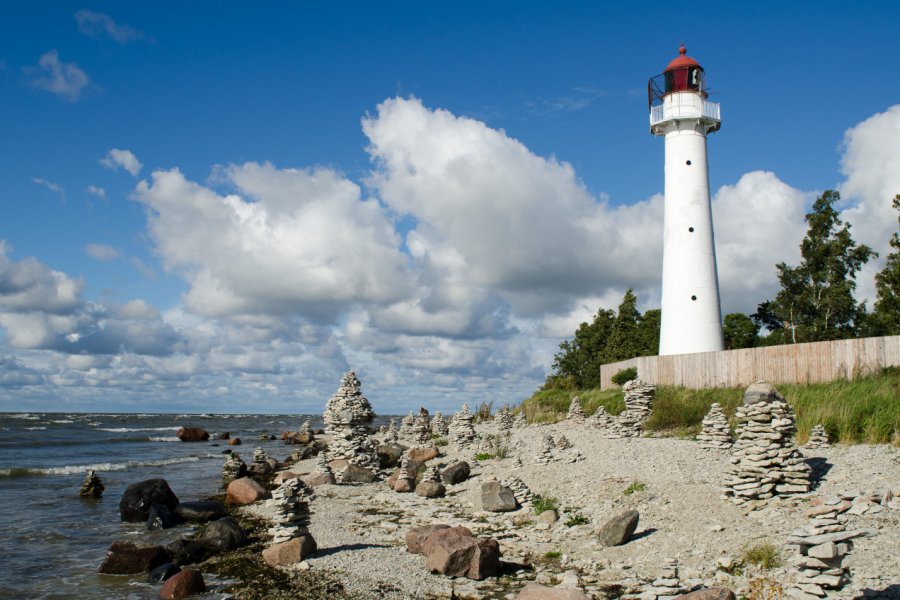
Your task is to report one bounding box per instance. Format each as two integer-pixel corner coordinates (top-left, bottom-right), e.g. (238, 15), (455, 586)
(244, 421), (900, 599)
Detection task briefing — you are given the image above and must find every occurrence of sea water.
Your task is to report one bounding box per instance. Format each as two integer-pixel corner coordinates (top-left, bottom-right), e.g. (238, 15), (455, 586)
(0, 412), (371, 599)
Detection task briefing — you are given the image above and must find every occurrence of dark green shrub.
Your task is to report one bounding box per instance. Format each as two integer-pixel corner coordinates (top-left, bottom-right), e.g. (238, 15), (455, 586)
(611, 367), (638, 386)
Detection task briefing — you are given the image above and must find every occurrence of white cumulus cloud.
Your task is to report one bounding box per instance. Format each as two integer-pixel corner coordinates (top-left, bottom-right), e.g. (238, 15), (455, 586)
(26, 50), (89, 101)
(100, 148), (143, 176)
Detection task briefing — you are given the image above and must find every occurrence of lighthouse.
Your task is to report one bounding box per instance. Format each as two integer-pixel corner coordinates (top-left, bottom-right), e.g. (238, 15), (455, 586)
(649, 45), (724, 356)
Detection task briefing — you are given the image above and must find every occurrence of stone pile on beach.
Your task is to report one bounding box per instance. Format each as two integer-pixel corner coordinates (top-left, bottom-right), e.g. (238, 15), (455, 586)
(430, 411), (449, 436)
(722, 382), (812, 504)
(697, 403), (733, 449)
(496, 406), (514, 431)
(222, 452), (247, 485)
(384, 418), (399, 442)
(303, 451), (336, 487)
(557, 434), (573, 450)
(567, 396), (586, 423)
(415, 465), (446, 498)
(79, 469), (105, 498)
(514, 411), (527, 428)
(641, 557), (684, 599)
(262, 477), (317, 567)
(605, 379), (655, 438)
(804, 425), (831, 449)
(393, 456), (415, 493)
(535, 434), (556, 465)
(323, 371), (379, 470)
(785, 498), (860, 598)
(449, 403), (477, 449)
(400, 411), (417, 439)
(504, 476), (534, 505)
(589, 405), (615, 430)
(413, 407), (431, 444)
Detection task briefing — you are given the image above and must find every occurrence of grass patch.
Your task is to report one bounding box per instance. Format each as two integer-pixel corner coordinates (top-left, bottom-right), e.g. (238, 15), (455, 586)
(520, 369), (900, 444)
(433, 437), (448, 447)
(564, 513), (590, 527)
(542, 551), (562, 563)
(532, 495), (559, 515)
(740, 542), (783, 570)
(623, 481), (646, 495)
(474, 452), (494, 461)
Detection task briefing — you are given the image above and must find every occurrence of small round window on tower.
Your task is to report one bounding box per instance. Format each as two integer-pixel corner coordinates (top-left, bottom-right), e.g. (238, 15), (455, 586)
(686, 160), (692, 165)
(691, 295), (697, 301)
(688, 227), (694, 232)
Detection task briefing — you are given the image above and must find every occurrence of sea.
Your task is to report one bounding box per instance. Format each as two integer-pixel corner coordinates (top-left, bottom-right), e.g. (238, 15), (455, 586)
(0, 412), (389, 599)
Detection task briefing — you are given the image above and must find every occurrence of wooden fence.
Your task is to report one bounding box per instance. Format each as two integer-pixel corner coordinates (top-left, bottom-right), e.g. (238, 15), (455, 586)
(598, 335), (900, 390)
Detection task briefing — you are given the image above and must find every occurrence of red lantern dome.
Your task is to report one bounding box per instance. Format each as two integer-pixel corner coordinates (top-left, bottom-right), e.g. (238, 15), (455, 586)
(665, 44), (701, 72)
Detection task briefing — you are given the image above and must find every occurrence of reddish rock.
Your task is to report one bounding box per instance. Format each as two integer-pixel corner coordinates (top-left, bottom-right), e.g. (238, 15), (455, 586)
(339, 463), (376, 483)
(406, 524), (452, 554)
(225, 477), (270, 505)
(158, 568), (206, 599)
(387, 460), (423, 487)
(416, 480), (446, 498)
(98, 540), (170, 574)
(273, 470), (302, 485)
(674, 588), (736, 600)
(421, 527), (501, 580)
(302, 472), (336, 487)
(261, 535), (317, 566)
(393, 478), (415, 493)
(516, 583), (591, 599)
(215, 432), (230, 440)
(407, 446), (439, 463)
(175, 427), (209, 442)
(228, 437), (241, 446)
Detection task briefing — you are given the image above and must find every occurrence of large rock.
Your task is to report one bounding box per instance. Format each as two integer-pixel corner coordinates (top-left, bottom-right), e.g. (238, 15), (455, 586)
(742, 381), (779, 405)
(516, 583), (591, 600)
(598, 510), (639, 547)
(225, 477), (270, 505)
(387, 460), (423, 487)
(228, 437), (241, 446)
(174, 501), (227, 523)
(148, 563), (181, 584)
(394, 477), (415, 493)
(422, 527), (501, 580)
(120, 479), (180, 522)
(416, 480), (446, 498)
(273, 470), (302, 485)
(261, 535), (317, 567)
(199, 517), (248, 552)
(175, 427), (210, 442)
(148, 503), (179, 530)
(378, 443), (407, 468)
(407, 446), (440, 463)
(674, 588), (736, 600)
(479, 480), (518, 512)
(302, 472), (335, 487)
(158, 568), (206, 599)
(406, 524), (451, 554)
(441, 461), (470, 485)
(98, 540), (170, 574)
(165, 539), (215, 566)
(339, 463), (376, 483)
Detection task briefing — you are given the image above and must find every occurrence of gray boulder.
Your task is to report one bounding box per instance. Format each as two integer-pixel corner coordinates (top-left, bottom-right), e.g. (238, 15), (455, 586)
(199, 516), (248, 551)
(441, 461), (470, 485)
(479, 480), (517, 512)
(598, 510), (639, 546)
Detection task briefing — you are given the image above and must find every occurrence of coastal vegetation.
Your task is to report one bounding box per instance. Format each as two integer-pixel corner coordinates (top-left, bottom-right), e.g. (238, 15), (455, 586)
(519, 368), (900, 444)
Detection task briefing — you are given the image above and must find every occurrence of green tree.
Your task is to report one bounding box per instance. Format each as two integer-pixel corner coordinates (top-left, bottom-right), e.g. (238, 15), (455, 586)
(723, 313), (759, 349)
(767, 190), (876, 343)
(548, 307), (615, 389)
(602, 289), (642, 363)
(635, 308), (661, 356)
(872, 195), (900, 334)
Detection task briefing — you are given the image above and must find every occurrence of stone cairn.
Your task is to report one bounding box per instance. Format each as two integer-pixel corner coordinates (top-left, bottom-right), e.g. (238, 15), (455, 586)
(413, 407), (431, 445)
(430, 411), (449, 436)
(535, 434), (555, 465)
(252, 446), (269, 466)
(399, 411), (417, 439)
(513, 411), (527, 428)
(504, 477), (534, 505)
(79, 469), (105, 498)
(605, 379), (655, 438)
(449, 403), (477, 449)
(786, 500), (858, 598)
(804, 425), (832, 449)
(314, 451), (336, 484)
(567, 396), (586, 423)
(222, 452), (247, 485)
(643, 558), (683, 598)
(323, 371), (379, 470)
(697, 402), (733, 449)
(394, 456), (415, 492)
(268, 477), (315, 546)
(496, 406), (514, 432)
(298, 420), (312, 436)
(722, 382), (812, 504)
(556, 435), (573, 451)
(589, 405), (614, 430)
(384, 418), (399, 442)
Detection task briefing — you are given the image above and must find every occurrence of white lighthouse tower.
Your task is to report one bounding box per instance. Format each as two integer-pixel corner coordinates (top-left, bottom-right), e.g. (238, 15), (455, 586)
(649, 45), (724, 355)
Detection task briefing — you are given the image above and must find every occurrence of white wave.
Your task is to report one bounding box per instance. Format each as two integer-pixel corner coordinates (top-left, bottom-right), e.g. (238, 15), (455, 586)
(148, 436), (180, 442)
(51, 419), (74, 424)
(15, 455), (203, 476)
(8, 413), (39, 420)
(24, 426), (47, 430)
(97, 426), (177, 433)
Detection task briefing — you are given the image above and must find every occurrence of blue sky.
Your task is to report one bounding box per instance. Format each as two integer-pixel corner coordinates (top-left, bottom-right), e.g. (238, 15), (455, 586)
(1, 2), (899, 413)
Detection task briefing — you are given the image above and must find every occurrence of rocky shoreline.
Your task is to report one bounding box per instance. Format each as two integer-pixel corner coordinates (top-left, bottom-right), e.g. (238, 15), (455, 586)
(94, 375), (900, 599)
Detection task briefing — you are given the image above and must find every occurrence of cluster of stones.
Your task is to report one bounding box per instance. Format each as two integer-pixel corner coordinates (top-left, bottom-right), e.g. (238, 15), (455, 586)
(722, 382), (812, 504)
(413, 407), (431, 444)
(222, 452), (247, 485)
(449, 404), (477, 449)
(605, 379), (655, 438)
(430, 411), (449, 436)
(496, 406), (514, 432)
(262, 478), (317, 567)
(416, 465), (446, 498)
(589, 405), (614, 430)
(80, 469), (105, 498)
(641, 557), (683, 598)
(399, 411), (417, 439)
(567, 396), (586, 423)
(298, 420), (312, 436)
(534, 434), (556, 465)
(697, 402), (733, 449)
(556, 435), (573, 450)
(503, 477), (533, 505)
(804, 425), (832, 449)
(322, 371), (379, 469)
(252, 447), (268, 466)
(786, 499), (862, 598)
(303, 451), (336, 486)
(393, 456), (415, 493)
(383, 418), (399, 442)
(513, 411), (527, 428)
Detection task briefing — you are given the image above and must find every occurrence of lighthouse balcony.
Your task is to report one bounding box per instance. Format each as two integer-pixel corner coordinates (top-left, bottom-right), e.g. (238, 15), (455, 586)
(650, 93), (720, 133)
